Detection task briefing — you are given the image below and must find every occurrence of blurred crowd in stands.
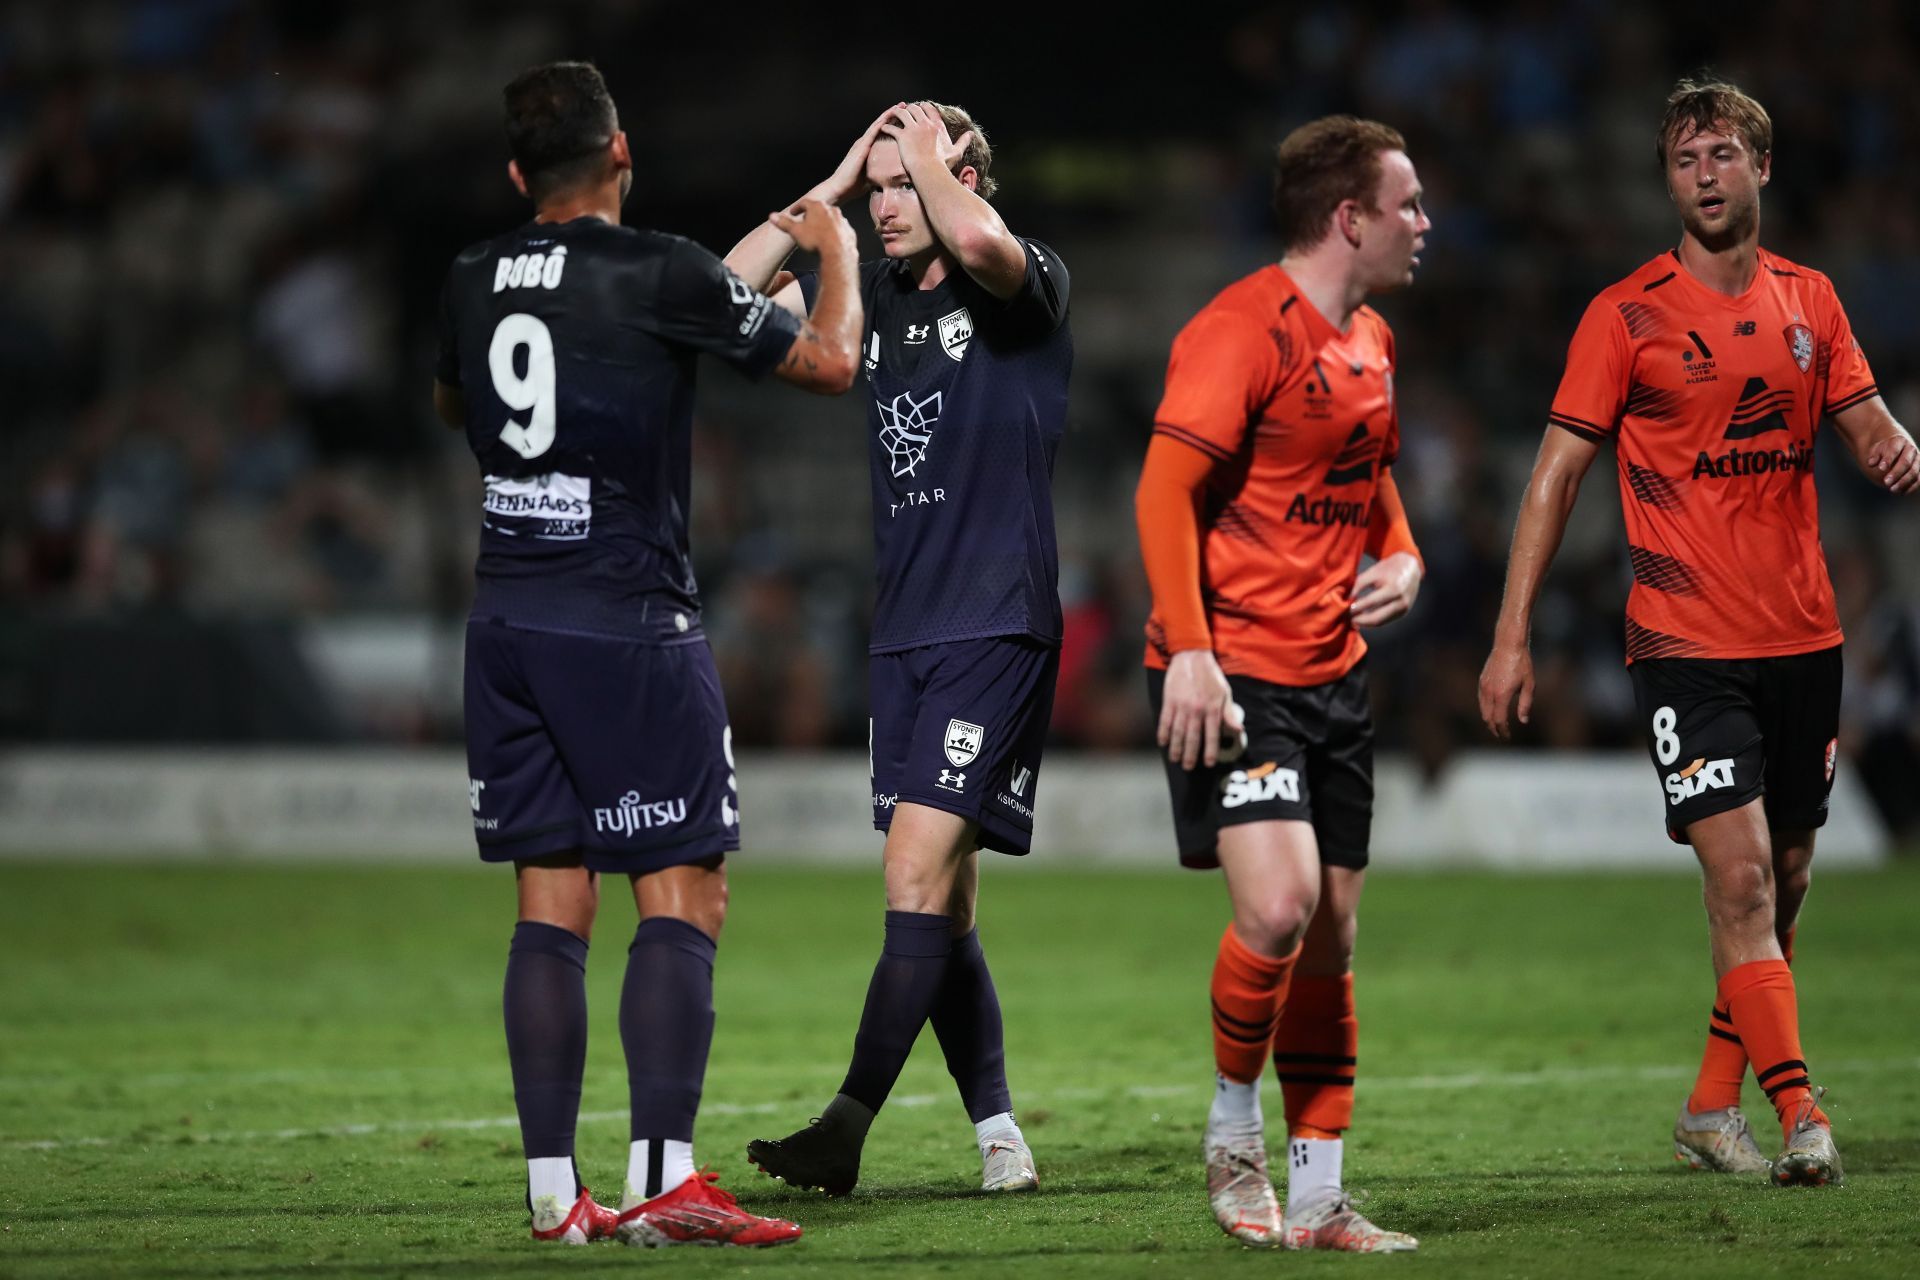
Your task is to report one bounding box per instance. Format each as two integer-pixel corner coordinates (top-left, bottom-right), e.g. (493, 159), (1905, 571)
(3, 1), (1917, 834)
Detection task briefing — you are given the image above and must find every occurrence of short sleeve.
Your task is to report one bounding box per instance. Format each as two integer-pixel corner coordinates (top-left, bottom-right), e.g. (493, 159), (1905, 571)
(435, 278), (461, 387)
(1000, 238), (1070, 332)
(1548, 296), (1631, 442)
(1151, 309), (1281, 463)
(654, 240), (804, 379)
(1820, 282), (1878, 416)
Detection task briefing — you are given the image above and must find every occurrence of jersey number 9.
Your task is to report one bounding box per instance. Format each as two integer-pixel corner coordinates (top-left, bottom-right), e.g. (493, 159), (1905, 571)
(488, 313), (556, 459)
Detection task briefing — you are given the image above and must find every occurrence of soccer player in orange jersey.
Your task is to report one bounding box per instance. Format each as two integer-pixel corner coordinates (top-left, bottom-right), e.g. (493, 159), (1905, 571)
(1136, 116), (1427, 1252)
(1479, 79), (1919, 1187)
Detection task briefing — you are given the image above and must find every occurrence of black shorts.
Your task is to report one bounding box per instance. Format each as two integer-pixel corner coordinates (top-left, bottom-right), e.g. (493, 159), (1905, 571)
(869, 636), (1059, 856)
(464, 621), (739, 874)
(1628, 645), (1841, 844)
(1145, 663), (1373, 871)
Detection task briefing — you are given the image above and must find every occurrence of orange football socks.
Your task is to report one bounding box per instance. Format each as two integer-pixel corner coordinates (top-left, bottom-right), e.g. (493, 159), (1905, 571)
(1717, 958), (1826, 1139)
(1274, 972), (1357, 1136)
(1211, 925), (1297, 1084)
(1689, 925), (1796, 1115)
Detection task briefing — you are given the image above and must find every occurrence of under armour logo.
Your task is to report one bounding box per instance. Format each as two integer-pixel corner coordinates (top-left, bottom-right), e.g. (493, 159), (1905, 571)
(877, 389), (943, 478)
(905, 324), (930, 343)
(936, 769), (966, 791)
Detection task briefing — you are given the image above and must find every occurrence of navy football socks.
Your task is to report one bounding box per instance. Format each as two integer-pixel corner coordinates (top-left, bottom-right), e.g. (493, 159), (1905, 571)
(838, 911), (956, 1112)
(503, 921), (589, 1160)
(930, 927), (1014, 1123)
(621, 917), (717, 1149)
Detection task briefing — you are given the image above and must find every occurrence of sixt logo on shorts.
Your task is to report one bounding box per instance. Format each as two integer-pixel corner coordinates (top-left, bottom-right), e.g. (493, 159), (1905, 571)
(594, 788), (688, 836)
(1220, 761), (1301, 809)
(1665, 757), (1736, 807)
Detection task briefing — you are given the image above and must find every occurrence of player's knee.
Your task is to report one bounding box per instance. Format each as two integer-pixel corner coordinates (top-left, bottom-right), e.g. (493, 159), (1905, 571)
(1237, 896), (1315, 955)
(1703, 859), (1773, 927)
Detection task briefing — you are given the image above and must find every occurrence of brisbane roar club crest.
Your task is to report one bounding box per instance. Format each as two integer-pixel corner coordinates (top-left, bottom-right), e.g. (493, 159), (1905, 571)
(938, 307), (972, 362)
(1785, 323), (1814, 373)
(944, 718), (984, 768)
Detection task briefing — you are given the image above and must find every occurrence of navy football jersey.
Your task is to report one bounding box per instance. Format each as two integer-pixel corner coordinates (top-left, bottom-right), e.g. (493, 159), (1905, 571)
(437, 218), (800, 640)
(802, 238), (1072, 651)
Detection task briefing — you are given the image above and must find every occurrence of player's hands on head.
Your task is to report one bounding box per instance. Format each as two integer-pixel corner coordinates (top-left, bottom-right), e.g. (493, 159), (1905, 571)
(1159, 649), (1237, 772)
(815, 104), (903, 205)
(881, 101), (972, 181)
(769, 198), (857, 259)
(1477, 642), (1534, 741)
(1868, 429), (1919, 494)
(1350, 552), (1421, 628)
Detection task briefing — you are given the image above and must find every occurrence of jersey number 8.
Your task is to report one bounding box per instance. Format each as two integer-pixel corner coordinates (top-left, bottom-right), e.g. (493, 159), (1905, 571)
(1652, 705), (1680, 766)
(488, 313), (556, 460)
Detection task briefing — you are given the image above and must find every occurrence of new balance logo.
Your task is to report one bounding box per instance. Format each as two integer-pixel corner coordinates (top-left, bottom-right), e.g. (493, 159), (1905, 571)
(1733, 320), (1757, 336)
(1666, 757), (1736, 807)
(1724, 376), (1794, 440)
(1322, 423), (1375, 486)
(936, 770), (967, 792)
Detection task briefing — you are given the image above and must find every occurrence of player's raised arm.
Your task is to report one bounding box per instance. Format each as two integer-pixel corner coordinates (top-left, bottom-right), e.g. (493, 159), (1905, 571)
(1829, 396), (1920, 495)
(880, 102), (1026, 299)
(1478, 427), (1601, 738)
(765, 198), (862, 394)
(725, 106), (901, 319)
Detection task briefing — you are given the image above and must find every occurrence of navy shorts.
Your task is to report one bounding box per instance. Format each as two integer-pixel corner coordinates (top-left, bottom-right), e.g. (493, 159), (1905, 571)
(869, 636), (1059, 856)
(1628, 645), (1841, 844)
(464, 620), (740, 874)
(1145, 662), (1374, 871)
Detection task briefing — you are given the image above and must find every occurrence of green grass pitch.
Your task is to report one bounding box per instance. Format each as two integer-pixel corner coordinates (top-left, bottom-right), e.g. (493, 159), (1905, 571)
(3, 860), (1919, 1277)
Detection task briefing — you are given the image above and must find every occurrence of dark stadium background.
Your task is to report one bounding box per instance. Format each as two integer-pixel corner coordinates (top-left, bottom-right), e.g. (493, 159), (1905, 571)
(3, 0), (1917, 842)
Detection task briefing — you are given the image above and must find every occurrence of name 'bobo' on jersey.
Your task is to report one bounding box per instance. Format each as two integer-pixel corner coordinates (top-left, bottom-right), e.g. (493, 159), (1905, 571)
(437, 218), (800, 641)
(803, 238), (1073, 652)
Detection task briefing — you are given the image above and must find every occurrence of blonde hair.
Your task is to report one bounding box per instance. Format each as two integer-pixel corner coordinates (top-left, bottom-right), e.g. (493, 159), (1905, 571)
(1658, 77), (1772, 169)
(930, 103), (998, 200)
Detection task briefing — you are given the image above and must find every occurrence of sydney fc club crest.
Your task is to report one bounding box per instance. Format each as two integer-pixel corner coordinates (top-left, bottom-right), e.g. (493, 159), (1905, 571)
(1785, 323), (1814, 373)
(938, 307), (972, 362)
(944, 718), (984, 767)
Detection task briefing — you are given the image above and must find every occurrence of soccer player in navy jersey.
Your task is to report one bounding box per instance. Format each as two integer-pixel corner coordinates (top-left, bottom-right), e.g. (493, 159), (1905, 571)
(724, 102), (1072, 1195)
(433, 61), (862, 1248)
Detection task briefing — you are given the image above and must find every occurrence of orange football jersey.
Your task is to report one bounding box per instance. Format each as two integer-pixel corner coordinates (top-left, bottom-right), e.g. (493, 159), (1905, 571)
(1550, 249), (1877, 662)
(1145, 266), (1400, 687)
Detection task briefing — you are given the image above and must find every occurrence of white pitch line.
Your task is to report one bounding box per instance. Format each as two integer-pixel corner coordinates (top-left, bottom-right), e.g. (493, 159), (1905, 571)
(10, 1057), (1916, 1153)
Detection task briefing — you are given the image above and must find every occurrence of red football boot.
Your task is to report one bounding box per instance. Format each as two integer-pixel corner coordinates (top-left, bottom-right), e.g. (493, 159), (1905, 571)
(615, 1169), (803, 1248)
(530, 1185), (619, 1244)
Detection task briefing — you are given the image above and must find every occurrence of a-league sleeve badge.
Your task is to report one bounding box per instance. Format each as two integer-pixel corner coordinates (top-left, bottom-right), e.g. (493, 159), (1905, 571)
(943, 718), (984, 767)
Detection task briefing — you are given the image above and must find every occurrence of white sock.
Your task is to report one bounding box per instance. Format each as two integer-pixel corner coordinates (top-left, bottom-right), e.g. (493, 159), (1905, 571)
(527, 1156), (577, 1229)
(624, 1138), (697, 1207)
(974, 1111), (1020, 1145)
(1285, 1136), (1344, 1214)
(1207, 1074), (1264, 1143)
